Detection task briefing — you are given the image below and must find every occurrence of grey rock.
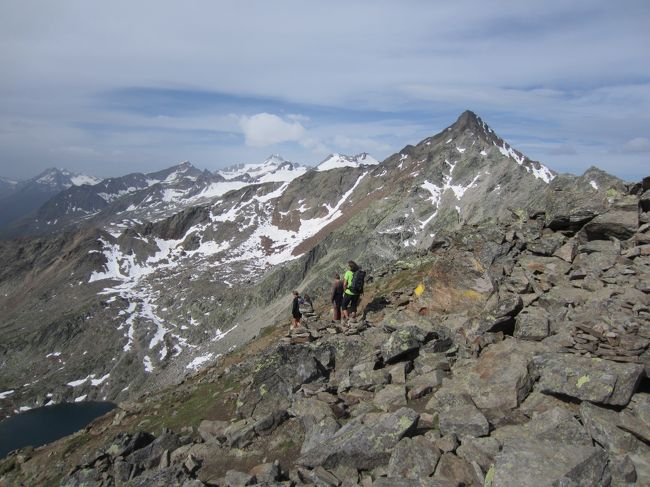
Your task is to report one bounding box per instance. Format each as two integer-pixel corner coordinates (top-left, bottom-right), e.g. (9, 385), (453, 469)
(297, 407), (419, 470)
(456, 436), (500, 473)
(224, 469), (256, 486)
(431, 434), (459, 454)
(380, 325), (434, 364)
(197, 419), (228, 443)
(582, 209), (638, 241)
(125, 430), (188, 470)
(413, 351), (450, 375)
(554, 240), (578, 263)
(609, 454), (637, 485)
(439, 402), (489, 438)
(289, 397), (334, 422)
(387, 436), (441, 479)
(580, 402), (646, 455)
(105, 431), (155, 458)
(492, 407), (592, 447)
(249, 462), (280, 483)
(430, 339), (536, 412)
(301, 415), (341, 455)
(340, 369), (392, 391)
(434, 453), (481, 487)
(491, 439), (610, 487)
(527, 234), (566, 256)
(534, 353), (644, 406)
(514, 307), (550, 341)
(373, 384), (407, 412)
(627, 392), (650, 428)
(236, 344), (327, 419)
(388, 362), (409, 384)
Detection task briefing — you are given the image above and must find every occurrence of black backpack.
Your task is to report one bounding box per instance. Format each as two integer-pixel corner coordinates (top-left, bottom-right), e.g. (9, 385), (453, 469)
(350, 269), (366, 294)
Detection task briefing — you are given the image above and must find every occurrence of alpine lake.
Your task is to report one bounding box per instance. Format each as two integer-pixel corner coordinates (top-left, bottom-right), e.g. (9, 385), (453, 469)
(0, 401), (116, 458)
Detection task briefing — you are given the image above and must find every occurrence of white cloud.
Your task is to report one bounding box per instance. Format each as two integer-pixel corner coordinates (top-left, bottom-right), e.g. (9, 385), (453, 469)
(621, 137), (650, 153)
(239, 113), (306, 147)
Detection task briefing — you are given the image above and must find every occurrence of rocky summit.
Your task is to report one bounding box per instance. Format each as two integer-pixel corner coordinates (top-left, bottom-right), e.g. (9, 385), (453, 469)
(1, 111), (649, 486)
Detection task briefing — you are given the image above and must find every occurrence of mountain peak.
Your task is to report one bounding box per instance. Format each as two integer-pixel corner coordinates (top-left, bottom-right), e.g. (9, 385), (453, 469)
(449, 110), (492, 138)
(263, 154), (287, 165)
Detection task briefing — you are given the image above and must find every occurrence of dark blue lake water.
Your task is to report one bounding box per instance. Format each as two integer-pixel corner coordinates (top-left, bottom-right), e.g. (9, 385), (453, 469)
(0, 401), (116, 458)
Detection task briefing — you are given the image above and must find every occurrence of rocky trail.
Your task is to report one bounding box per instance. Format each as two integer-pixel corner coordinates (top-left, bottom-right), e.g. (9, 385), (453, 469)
(2, 177), (649, 486)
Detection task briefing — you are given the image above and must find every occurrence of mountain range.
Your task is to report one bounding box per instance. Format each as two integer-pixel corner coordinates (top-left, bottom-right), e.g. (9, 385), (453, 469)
(0, 110), (629, 420)
(0, 168), (101, 232)
(0, 154), (379, 239)
(1, 110), (649, 485)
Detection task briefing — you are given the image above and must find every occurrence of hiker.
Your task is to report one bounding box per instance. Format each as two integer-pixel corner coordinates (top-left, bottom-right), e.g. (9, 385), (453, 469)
(291, 290), (302, 329)
(342, 260), (365, 322)
(330, 273), (344, 322)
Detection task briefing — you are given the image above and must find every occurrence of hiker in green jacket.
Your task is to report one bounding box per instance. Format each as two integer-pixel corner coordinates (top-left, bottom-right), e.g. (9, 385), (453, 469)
(341, 260), (361, 323)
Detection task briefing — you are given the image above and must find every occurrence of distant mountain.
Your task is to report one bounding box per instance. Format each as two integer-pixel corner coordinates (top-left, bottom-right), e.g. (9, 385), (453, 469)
(217, 154), (308, 182)
(0, 168), (100, 232)
(316, 152), (379, 171)
(0, 177), (19, 199)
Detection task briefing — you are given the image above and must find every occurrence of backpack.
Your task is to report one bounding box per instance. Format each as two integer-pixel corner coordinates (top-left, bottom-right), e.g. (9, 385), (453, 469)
(350, 269), (366, 294)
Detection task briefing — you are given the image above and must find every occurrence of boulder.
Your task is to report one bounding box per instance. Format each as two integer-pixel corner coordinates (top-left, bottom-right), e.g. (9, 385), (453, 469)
(413, 352), (450, 375)
(386, 436), (441, 479)
(433, 453), (482, 487)
(126, 429), (188, 470)
(223, 469), (256, 486)
(456, 436), (500, 473)
(197, 419), (228, 443)
(236, 344), (328, 418)
(582, 209), (638, 241)
(554, 240), (578, 263)
(297, 407), (419, 470)
(580, 402), (646, 455)
(491, 439), (610, 487)
(339, 369), (392, 391)
(546, 210), (597, 233)
(430, 339), (536, 413)
(492, 407), (592, 447)
(513, 307), (550, 341)
(534, 353), (644, 406)
(380, 325), (435, 364)
(438, 401), (489, 438)
(300, 415), (341, 455)
(373, 384), (407, 412)
(104, 431), (155, 458)
(527, 234), (565, 256)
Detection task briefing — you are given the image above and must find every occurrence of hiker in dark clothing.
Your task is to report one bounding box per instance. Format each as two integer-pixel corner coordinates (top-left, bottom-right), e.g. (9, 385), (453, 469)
(342, 260), (361, 322)
(291, 290), (302, 329)
(330, 273), (344, 322)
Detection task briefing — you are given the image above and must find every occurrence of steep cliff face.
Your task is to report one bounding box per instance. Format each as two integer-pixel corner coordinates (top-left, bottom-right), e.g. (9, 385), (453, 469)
(0, 111), (631, 423)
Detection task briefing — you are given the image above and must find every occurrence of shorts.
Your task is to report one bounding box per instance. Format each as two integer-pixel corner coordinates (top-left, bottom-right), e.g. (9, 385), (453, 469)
(341, 293), (359, 313)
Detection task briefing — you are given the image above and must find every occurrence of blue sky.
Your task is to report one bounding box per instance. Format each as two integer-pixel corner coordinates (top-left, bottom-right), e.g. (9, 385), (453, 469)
(1, 1), (649, 181)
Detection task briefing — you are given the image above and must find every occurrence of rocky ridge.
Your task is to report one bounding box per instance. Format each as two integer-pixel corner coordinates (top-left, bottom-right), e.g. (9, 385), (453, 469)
(1, 174), (649, 485)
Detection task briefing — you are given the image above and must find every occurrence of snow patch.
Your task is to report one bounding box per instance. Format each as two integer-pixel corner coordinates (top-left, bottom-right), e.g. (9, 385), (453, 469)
(186, 354), (214, 370)
(143, 355), (154, 373)
(67, 376), (91, 387)
(0, 390), (15, 399)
